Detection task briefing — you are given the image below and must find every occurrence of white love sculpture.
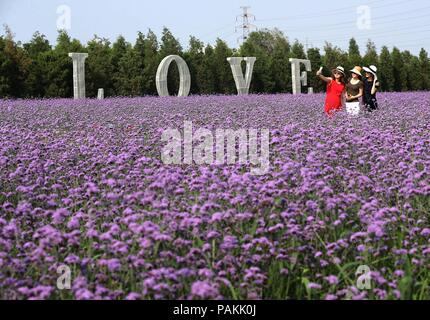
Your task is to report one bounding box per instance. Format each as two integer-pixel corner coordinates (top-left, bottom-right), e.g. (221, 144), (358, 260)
(68, 53), (88, 99)
(156, 55), (191, 97)
(227, 57), (257, 95)
(289, 58), (313, 94)
(68, 53), (312, 98)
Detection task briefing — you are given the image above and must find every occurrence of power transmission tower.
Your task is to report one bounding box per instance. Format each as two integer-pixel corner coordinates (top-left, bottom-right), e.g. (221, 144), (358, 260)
(236, 6), (257, 45)
(305, 38), (314, 55)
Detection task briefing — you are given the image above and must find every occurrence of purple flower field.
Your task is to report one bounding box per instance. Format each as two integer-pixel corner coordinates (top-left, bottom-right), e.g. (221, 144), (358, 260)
(0, 92), (429, 300)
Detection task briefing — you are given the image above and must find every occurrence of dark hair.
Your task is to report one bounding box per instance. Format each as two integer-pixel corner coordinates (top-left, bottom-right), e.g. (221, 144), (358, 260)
(332, 71), (346, 85)
(348, 73), (362, 83)
(350, 72), (362, 79)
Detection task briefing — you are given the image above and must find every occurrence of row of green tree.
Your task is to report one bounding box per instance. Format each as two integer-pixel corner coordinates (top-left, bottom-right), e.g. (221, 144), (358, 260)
(1, 26), (430, 98)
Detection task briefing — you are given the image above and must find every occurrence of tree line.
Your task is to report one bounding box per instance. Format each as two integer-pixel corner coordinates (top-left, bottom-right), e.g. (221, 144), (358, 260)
(1, 25), (430, 98)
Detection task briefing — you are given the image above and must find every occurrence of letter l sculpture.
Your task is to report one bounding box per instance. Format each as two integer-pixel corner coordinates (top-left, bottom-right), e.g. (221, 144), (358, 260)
(69, 53), (88, 99)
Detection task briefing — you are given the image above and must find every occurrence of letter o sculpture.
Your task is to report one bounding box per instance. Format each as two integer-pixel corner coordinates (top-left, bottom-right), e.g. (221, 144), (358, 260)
(156, 55), (191, 97)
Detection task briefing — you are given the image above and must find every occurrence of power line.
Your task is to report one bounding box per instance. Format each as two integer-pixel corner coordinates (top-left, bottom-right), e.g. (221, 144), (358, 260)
(379, 37), (430, 47)
(197, 23), (237, 43)
(279, 19), (430, 54)
(193, 0), (428, 51)
(304, 36), (430, 55)
(262, 7), (430, 34)
(257, 0), (414, 22)
(194, 0), (414, 48)
(320, 25), (430, 44)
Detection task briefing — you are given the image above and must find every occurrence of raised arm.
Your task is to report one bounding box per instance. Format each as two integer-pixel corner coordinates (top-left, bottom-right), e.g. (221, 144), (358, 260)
(371, 78), (379, 95)
(316, 68), (332, 83)
(318, 74), (333, 83)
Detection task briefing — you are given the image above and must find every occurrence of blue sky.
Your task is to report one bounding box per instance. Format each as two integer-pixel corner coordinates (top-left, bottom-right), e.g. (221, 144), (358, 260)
(0, 0), (429, 54)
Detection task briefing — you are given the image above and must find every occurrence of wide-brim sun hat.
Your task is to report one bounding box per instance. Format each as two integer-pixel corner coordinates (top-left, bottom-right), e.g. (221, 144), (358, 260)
(363, 65), (378, 77)
(350, 66), (363, 76)
(332, 66), (345, 76)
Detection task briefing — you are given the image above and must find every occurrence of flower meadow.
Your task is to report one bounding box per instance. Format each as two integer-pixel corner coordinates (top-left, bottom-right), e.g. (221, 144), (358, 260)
(0, 92), (429, 300)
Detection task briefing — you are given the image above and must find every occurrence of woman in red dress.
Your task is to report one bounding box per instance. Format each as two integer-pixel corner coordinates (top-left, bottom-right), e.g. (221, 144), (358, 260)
(316, 66), (346, 116)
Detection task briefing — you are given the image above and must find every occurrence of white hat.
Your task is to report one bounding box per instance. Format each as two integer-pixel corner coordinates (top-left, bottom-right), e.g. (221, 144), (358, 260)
(363, 65), (377, 77)
(332, 66), (345, 76)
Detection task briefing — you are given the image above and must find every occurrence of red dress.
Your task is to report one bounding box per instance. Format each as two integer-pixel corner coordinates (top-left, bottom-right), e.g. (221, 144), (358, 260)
(324, 79), (345, 116)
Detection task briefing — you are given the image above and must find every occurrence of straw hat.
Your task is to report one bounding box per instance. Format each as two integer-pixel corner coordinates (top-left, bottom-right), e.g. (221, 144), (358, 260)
(363, 65), (377, 77)
(350, 66), (362, 77)
(332, 66), (345, 76)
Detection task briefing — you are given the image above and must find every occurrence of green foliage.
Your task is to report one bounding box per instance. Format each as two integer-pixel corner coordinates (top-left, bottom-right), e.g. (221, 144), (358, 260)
(159, 27), (182, 95)
(323, 42), (348, 71)
(43, 30), (85, 98)
(307, 47), (324, 93)
(141, 29), (160, 95)
(240, 30), (277, 93)
(402, 51), (421, 91)
(378, 46), (394, 92)
(348, 38), (362, 70)
(183, 36), (205, 94)
(213, 38), (235, 94)
(270, 31), (292, 93)
(290, 40), (306, 59)
(362, 40), (378, 67)
(1, 27), (430, 98)
(199, 44), (217, 94)
(23, 32), (51, 98)
(392, 47), (407, 92)
(86, 36), (113, 97)
(0, 26), (30, 98)
(418, 48), (430, 90)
